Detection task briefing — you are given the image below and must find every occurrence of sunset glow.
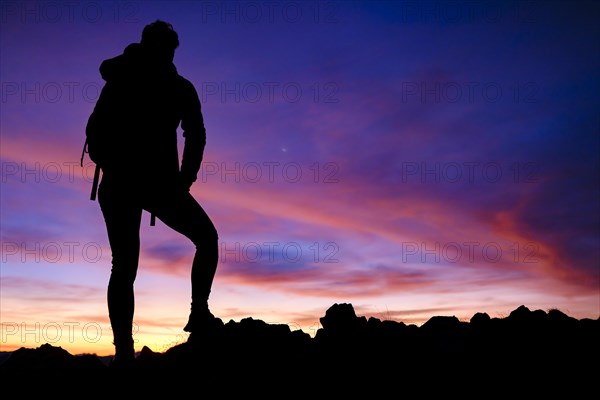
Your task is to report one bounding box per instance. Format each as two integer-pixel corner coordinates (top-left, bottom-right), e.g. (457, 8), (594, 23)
(1, 0), (599, 356)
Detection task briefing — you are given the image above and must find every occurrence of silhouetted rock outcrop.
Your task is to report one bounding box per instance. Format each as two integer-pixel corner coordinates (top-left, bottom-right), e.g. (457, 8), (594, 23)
(1, 303), (598, 377)
(470, 311), (490, 325)
(1, 343), (106, 371)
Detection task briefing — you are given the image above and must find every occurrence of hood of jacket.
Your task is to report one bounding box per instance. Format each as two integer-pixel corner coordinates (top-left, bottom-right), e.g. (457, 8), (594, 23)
(99, 42), (178, 82)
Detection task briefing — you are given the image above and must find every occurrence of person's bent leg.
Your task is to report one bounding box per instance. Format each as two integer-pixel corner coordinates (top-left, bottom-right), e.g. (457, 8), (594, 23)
(99, 179), (142, 364)
(150, 191), (219, 332)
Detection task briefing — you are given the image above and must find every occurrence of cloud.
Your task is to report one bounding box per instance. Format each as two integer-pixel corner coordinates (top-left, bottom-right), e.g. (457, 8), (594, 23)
(1, 276), (104, 303)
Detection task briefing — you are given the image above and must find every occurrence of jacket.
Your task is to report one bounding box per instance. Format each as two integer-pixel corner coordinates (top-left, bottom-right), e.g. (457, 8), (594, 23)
(85, 42), (206, 191)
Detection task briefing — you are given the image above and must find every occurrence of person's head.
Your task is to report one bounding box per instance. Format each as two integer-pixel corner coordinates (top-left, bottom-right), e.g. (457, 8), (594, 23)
(141, 20), (179, 62)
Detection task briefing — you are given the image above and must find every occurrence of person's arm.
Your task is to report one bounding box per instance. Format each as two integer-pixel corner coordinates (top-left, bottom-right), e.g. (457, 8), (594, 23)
(179, 79), (207, 190)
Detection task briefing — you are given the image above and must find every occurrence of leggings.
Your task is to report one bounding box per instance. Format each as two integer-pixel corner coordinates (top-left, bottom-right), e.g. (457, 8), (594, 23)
(98, 176), (218, 345)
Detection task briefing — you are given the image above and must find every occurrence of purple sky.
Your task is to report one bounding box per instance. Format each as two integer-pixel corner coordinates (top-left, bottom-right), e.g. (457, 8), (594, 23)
(1, 0), (599, 355)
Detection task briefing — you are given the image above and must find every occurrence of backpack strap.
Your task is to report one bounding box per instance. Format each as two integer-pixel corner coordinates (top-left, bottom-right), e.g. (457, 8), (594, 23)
(90, 165), (100, 201)
(81, 139), (101, 201)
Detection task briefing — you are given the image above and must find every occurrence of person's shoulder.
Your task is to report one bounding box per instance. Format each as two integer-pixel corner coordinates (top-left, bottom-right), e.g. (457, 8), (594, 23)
(176, 74), (198, 92)
(175, 72), (194, 86)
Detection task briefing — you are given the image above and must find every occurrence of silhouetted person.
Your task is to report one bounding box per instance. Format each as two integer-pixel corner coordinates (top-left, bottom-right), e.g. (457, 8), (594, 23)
(85, 20), (219, 367)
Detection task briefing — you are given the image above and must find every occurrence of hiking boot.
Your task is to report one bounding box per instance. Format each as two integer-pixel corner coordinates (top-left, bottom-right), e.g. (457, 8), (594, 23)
(183, 304), (218, 333)
(109, 338), (135, 369)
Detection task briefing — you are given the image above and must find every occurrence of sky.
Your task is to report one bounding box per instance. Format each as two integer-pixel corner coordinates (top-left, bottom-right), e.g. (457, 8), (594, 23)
(1, 0), (599, 356)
